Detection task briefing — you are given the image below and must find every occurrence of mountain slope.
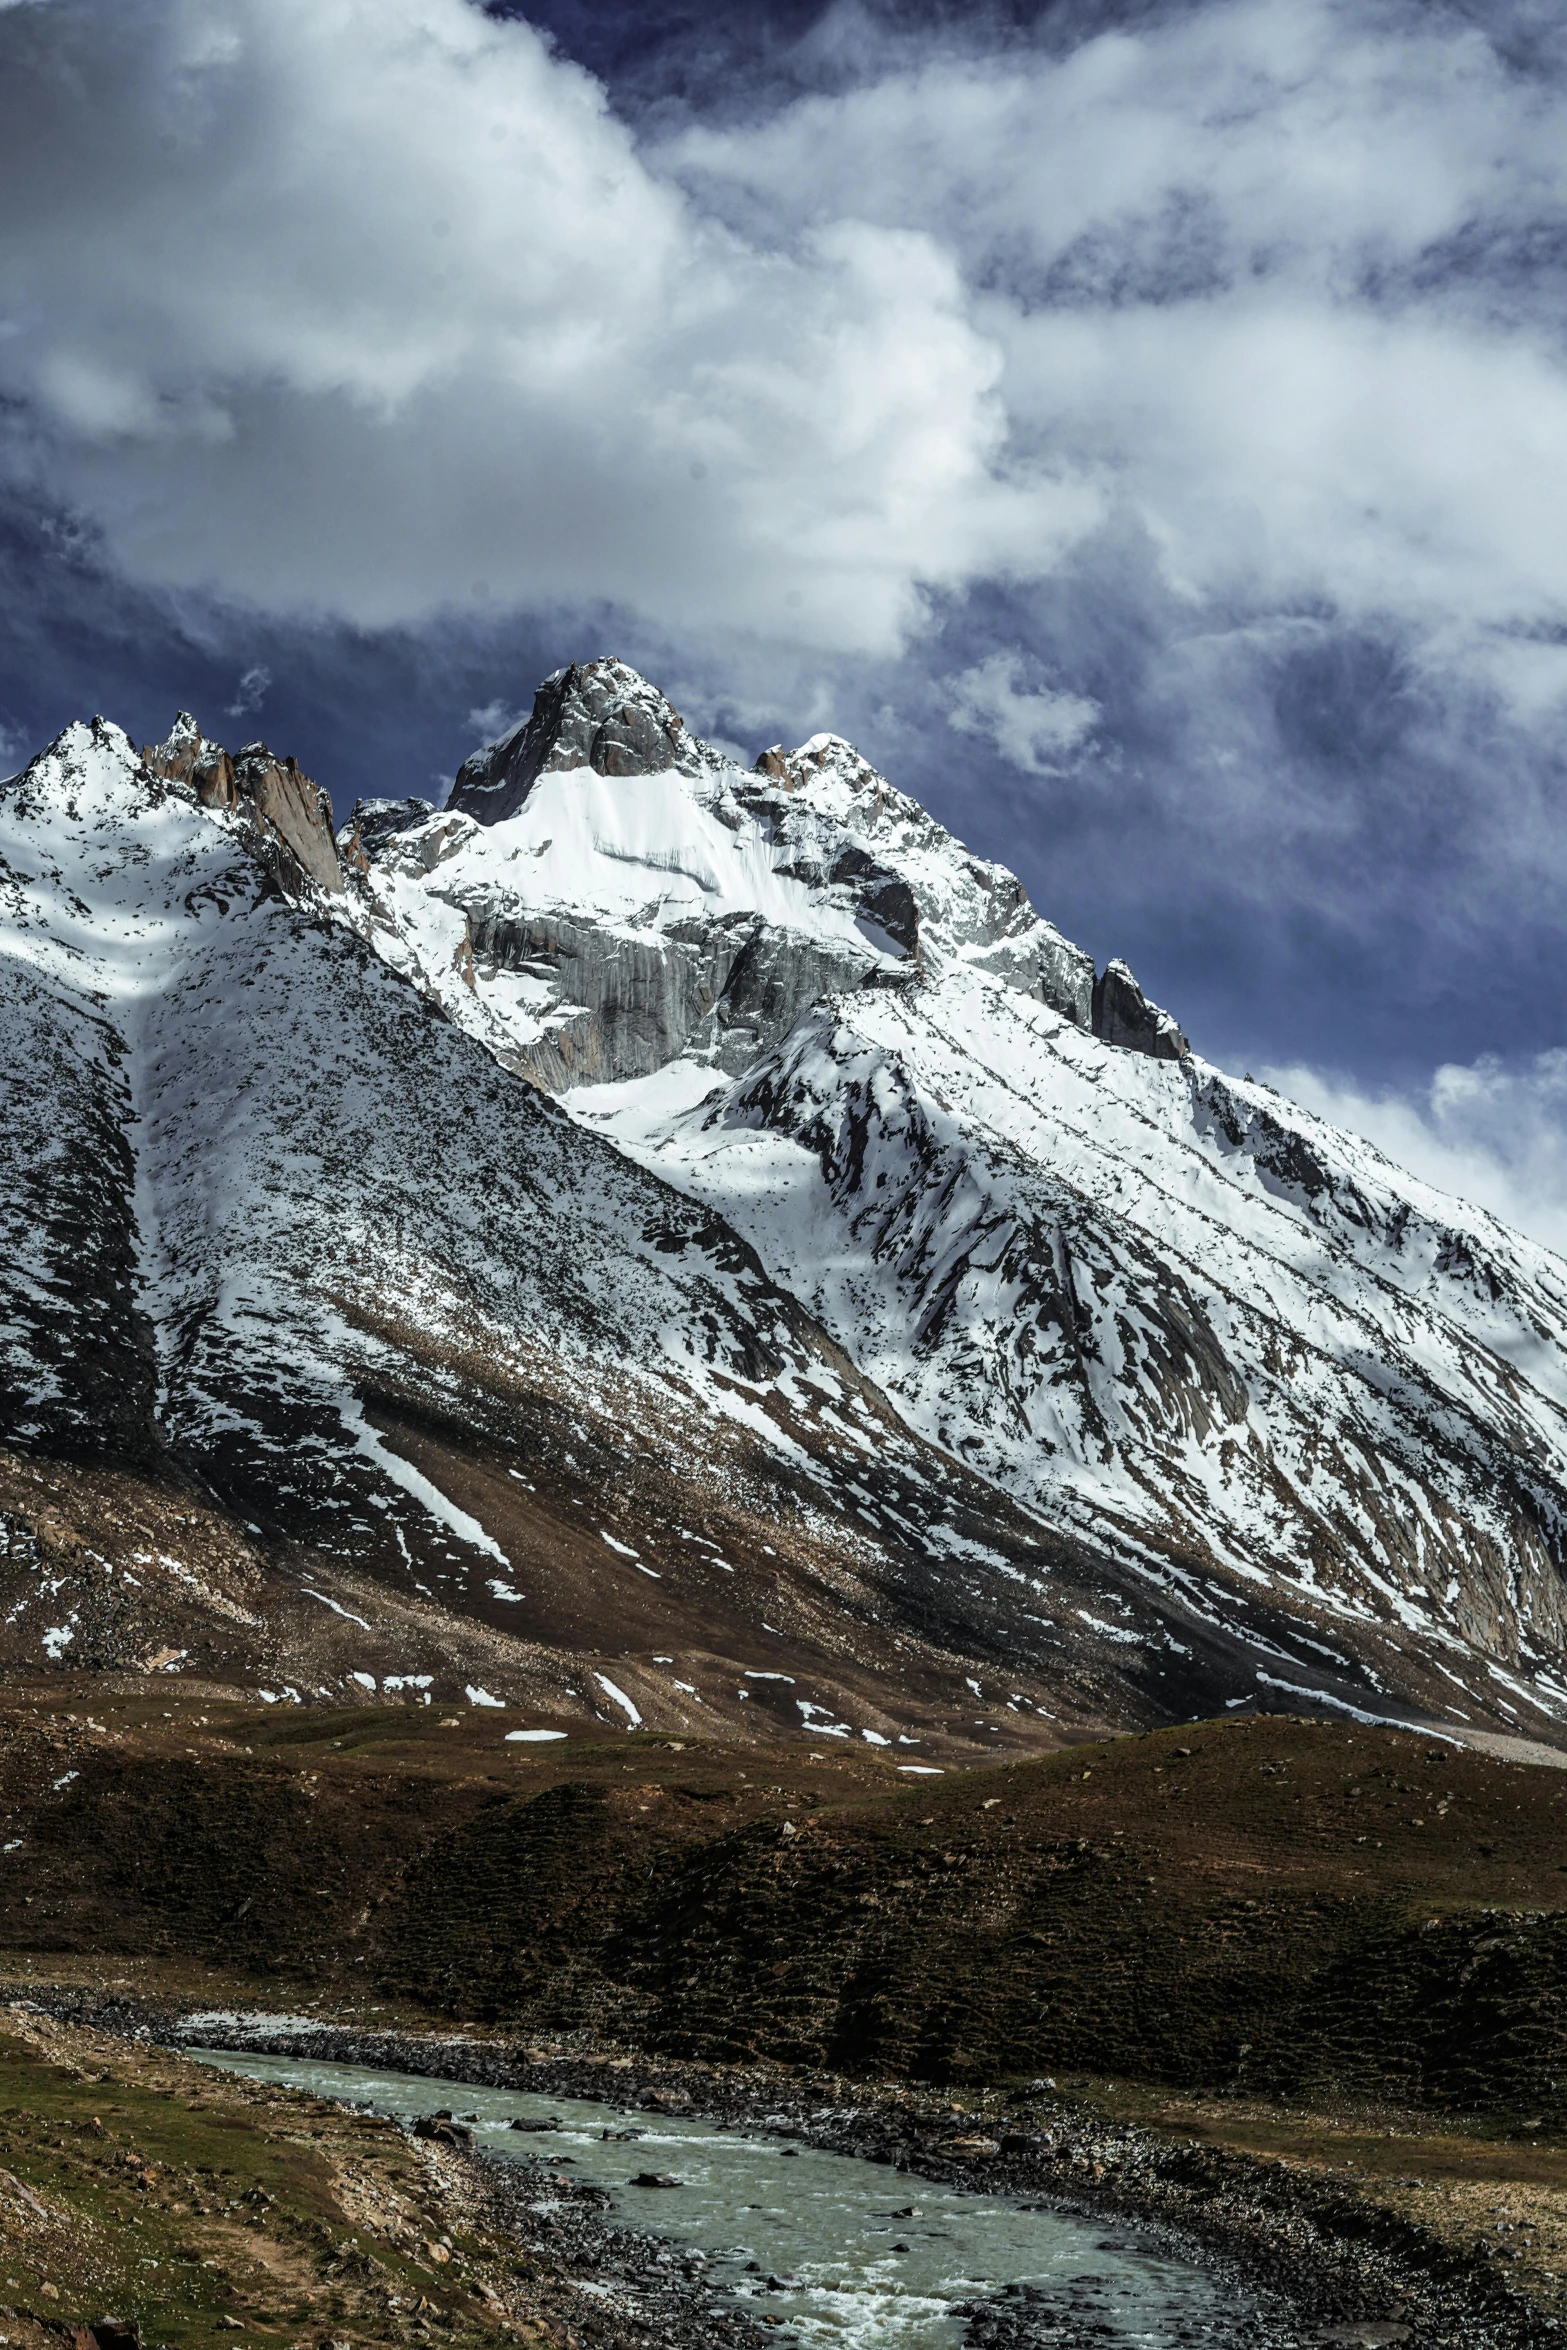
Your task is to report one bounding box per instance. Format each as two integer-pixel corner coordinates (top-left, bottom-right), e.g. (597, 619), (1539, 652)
(6, 671), (1567, 1751)
(338, 660), (1567, 1749)
(0, 712), (1313, 1750)
(627, 983), (1567, 1739)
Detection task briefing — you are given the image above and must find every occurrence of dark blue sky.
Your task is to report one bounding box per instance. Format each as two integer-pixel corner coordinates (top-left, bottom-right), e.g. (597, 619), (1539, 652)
(3, 0), (1567, 1223)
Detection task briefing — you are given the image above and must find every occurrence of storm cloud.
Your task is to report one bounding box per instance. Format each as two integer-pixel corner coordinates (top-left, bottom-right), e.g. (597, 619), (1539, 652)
(3, 0), (1567, 1240)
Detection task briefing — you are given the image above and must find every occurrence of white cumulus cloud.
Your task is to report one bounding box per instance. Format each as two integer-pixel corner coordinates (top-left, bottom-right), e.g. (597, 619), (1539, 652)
(6, 0), (1567, 752)
(672, 0), (1567, 712)
(0, 0), (1093, 652)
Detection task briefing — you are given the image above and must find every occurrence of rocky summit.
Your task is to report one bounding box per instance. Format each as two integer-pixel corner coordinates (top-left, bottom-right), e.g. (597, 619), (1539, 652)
(2, 662), (1567, 1763)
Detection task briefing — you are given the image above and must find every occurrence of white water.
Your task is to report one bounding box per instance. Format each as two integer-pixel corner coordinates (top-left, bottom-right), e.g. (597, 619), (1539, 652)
(187, 2048), (1260, 2348)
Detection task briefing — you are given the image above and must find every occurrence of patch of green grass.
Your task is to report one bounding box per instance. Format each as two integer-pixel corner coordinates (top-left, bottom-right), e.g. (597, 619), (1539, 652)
(0, 2021), (518, 2347)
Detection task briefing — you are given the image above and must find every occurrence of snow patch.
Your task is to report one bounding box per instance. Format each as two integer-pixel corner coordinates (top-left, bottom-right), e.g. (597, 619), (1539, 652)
(339, 1393), (510, 1567)
(595, 1673), (642, 1727)
(300, 1588), (372, 1630)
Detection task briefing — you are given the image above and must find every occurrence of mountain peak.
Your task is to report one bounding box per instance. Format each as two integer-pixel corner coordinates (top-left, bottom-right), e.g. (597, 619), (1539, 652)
(755, 733), (884, 798)
(143, 710), (229, 798)
(450, 656), (718, 827)
(345, 656), (1211, 1084)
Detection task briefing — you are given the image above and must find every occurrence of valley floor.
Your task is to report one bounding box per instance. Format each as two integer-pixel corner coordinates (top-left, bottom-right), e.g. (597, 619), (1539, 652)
(0, 1984), (1558, 2348)
(0, 1686), (1565, 2342)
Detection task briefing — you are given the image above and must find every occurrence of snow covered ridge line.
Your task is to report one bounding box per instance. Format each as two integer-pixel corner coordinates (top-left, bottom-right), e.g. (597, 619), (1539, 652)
(321, 654), (1567, 1741)
(129, 661), (1185, 1096)
(133, 666), (1187, 1091)
(9, 670), (1567, 1745)
(328, 657), (1188, 1093)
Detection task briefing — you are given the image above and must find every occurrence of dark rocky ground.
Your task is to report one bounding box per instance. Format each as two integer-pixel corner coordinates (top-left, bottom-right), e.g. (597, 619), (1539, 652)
(3, 1692), (1567, 2116)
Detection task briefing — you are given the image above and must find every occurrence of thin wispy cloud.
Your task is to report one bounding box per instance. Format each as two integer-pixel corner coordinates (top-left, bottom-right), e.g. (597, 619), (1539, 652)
(947, 653), (1100, 775)
(225, 664), (271, 721)
(465, 698), (529, 741)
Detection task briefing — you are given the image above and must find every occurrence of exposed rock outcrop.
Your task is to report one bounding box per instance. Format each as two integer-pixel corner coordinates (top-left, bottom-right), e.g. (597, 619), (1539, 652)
(1092, 956), (1189, 1059)
(143, 715), (342, 898)
(232, 741), (343, 896)
(456, 903), (875, 1088)
(353, 802), (475, 876)
(342, 794), (436, 863)
(141, 709), (237, 809)
(450, 658), (716, 825)
(736, 732), (1095, 1027)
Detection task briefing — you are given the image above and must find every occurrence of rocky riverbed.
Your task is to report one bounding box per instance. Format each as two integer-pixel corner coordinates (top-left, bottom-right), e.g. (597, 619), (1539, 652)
(19, 1989), (1560, 2350)
(462, 2144), (770, 2349)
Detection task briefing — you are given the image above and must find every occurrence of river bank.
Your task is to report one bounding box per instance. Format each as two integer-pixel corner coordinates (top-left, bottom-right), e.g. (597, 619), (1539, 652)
(17, 1985), (1561, 2349)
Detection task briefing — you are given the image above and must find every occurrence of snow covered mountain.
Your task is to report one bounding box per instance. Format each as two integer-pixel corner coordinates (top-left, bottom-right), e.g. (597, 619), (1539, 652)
(334, 658), (1567, 1751)
(2, 662), (1565, 1753)
(0, 708), (1274, 1750)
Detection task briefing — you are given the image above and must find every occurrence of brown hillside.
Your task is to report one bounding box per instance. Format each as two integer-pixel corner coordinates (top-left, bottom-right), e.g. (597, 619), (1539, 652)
(0, 1691), (1565, 2121)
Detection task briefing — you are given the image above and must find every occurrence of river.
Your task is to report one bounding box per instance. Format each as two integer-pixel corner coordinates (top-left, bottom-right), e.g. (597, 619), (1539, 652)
(188, 2046), (1272, 2349)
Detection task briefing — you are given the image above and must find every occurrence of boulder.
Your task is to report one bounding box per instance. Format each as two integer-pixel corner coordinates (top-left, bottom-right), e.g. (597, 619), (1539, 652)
(412, 2114), (474, 2147)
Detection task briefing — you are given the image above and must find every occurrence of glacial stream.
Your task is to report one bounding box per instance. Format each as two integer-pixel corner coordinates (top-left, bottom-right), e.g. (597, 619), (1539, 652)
(187, 2048), (1269, 2349)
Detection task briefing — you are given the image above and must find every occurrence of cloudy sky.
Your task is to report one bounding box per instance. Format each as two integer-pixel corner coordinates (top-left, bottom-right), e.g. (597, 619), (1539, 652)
(4, 0), (1567, 1239)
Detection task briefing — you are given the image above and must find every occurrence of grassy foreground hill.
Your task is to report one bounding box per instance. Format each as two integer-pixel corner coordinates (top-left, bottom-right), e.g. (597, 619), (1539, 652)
(0, 2007), (537, 2347)
(0, 1687), (1564, 2118)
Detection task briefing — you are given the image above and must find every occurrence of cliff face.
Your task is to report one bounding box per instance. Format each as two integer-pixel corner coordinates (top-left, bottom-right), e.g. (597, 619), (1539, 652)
(143, 714), (343, 897)
(1092, 955), (1188, 1058)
